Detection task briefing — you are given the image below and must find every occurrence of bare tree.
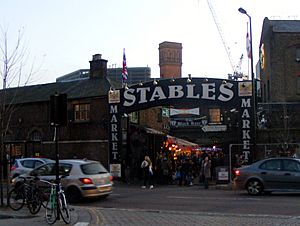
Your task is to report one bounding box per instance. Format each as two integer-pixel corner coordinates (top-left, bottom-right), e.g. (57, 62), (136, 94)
(0, 26), (34, 206)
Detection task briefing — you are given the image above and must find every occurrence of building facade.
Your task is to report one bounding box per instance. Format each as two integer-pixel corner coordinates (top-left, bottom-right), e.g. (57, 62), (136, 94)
(2, 55), (114, 170)
(257, 17), (300, 157)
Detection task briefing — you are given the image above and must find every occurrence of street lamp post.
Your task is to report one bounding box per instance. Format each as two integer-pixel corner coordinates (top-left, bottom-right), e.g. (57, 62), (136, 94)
(238, 7), (257, 161)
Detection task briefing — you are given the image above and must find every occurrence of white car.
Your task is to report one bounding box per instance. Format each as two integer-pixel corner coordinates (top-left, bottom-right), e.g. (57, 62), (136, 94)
(12, 159), (113, 203)
(10, 157), (54, 179)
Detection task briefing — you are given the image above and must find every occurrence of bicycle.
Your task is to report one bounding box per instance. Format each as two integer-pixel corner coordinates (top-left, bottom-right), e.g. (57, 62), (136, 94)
(45, 181), (71, 225)
(8, 176), (43, 214)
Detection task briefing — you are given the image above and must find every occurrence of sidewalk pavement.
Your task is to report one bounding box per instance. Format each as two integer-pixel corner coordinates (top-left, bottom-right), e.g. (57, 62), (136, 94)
(0, 204), (92, 226)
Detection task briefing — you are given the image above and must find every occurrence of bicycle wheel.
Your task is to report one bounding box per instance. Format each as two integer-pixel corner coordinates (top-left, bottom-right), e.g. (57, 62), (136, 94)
(59, 192), (71, 224)
(28, 193), (42, 214)
(39, 189), (49, 208)
(8, 187), (25, 211)
(45, 198), (57, 225)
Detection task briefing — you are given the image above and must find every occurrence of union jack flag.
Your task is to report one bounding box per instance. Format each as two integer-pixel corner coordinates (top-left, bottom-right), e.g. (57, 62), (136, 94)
(122, 49), (128, 82)
(246, 32), (251, 59)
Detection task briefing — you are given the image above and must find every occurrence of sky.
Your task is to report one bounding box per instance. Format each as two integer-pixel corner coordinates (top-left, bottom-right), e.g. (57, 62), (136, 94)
(1, 0), (300, 86)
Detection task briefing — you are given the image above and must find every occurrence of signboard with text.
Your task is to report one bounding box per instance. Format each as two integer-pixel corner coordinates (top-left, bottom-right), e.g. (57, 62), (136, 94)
(108, 78), (254, 168)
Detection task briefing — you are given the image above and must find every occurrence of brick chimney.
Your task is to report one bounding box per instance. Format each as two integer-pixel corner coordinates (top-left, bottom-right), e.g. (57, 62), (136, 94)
(89, 54), (108, 79)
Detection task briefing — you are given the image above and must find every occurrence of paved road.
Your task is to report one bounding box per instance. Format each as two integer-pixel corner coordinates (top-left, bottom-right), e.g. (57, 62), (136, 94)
(1, 183), (300, 225)
(76, 183), (300, 225)
(78, 183), (300, 216)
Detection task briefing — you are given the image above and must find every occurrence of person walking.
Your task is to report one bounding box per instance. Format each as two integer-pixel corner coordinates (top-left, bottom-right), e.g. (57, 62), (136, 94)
(141, 155), (154, 189)
(200, 156), (211, 189)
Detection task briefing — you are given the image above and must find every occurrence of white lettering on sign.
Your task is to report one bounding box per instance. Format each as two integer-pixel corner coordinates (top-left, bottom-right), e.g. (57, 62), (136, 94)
(150, 87), (167, 101)
(201, 83), (215, 100)
(123, 83), (235, 107)
(136, 87), (151, 104)
(241, 97), (252, 163)
(109, 105), (119, 161)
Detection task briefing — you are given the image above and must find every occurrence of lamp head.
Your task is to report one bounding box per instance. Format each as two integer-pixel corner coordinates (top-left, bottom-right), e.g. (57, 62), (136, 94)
(238, 7), (247, 14)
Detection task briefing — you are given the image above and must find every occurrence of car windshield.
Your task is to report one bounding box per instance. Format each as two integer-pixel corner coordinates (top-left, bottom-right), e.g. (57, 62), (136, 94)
(81, 162), (108, 175)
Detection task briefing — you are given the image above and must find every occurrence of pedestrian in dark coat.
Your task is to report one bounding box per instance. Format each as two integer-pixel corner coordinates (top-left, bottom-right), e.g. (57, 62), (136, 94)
(200, 156), (211, 189)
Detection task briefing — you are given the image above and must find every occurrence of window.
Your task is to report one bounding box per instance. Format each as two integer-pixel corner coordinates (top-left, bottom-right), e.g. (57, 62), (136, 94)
(129, 111), (139, 124)
(283, 160), (300, 172)
(34, 160), (45, 168)
(31, 163), (55, 176)
(74, 103), (90, 122)
(209, 108), (221, 124)
(21, 160), (35, 168)
(260, 160), (281, 171)
(81, 162), (108, 175)
(30, 130), (42, 141)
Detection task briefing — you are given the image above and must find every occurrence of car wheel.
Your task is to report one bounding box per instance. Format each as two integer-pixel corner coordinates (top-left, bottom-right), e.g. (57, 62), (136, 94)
(66, 186), (82, 203)
(246, 179), (263, 196)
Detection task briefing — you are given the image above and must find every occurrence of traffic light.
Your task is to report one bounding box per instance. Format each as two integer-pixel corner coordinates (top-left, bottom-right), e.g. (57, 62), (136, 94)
(50, 93), (68, 126)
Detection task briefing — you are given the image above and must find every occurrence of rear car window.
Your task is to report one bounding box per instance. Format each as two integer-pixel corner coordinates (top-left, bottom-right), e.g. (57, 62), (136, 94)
(81, 162), (108, 175)
(283, 160), (300, 172)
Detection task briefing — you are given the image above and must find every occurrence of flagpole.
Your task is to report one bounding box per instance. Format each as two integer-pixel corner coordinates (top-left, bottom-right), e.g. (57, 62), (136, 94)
(122, 48), (125, 88)
(247, 22), (250, 80)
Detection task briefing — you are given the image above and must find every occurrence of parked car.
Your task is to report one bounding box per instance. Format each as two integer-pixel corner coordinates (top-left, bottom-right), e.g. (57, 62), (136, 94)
(233, 157), (300, 195)
(10, 157), (54, 179)
(12, 159), (113, 203)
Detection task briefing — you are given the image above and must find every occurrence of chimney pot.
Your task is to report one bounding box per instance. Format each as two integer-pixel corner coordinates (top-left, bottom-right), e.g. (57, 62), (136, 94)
(93, 54), (102, 60)
(89, 54), (107, 79)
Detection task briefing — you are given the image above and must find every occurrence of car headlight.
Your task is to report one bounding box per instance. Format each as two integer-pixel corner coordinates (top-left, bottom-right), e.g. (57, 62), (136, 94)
(11, 177), (17, 184)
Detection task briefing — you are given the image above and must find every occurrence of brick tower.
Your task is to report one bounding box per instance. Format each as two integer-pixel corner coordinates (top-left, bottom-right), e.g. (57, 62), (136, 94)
(159, 41), (182, 79)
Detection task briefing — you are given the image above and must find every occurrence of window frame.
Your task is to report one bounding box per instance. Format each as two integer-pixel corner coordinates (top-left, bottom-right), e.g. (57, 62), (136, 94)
(74, 103), (90, 122)
(209, 108), (221, 124)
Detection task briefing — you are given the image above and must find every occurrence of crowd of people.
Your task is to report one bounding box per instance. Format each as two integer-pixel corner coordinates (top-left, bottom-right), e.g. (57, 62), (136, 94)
(141, 151), (226, 189)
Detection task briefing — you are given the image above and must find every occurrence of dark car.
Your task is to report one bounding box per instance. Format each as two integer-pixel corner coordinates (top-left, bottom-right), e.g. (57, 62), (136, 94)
(233, 157), (300, 195)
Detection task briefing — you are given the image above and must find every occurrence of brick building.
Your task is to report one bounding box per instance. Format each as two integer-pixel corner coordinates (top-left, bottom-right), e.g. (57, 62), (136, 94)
(259, 17), (300, 102)
(257, 17), (300, 157)
(159, 41), (182, 79)
(2, 54), (116, 169)
(1, 54), (165, 180)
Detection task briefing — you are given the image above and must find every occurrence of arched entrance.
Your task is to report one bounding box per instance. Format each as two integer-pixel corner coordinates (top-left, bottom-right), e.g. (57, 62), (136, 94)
(108, 78), (254, 178)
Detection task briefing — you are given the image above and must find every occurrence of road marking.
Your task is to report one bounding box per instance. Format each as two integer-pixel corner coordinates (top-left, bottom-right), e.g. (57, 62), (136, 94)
(87, 207), (105, 225)
(74, 223), (89, 226)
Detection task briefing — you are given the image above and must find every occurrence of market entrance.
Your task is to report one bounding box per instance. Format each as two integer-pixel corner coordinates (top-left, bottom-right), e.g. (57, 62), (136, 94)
(108, 77), (255, 179)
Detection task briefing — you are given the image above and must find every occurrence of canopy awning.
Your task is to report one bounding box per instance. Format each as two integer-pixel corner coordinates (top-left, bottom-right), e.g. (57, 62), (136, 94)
(167, 135), (199, 148)
(144, 127), (165, 135)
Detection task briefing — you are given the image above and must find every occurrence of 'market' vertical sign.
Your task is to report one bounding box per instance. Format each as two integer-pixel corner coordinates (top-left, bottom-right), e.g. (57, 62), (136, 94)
(238, 81), (254, 164)
(108, 89), (122, 177)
